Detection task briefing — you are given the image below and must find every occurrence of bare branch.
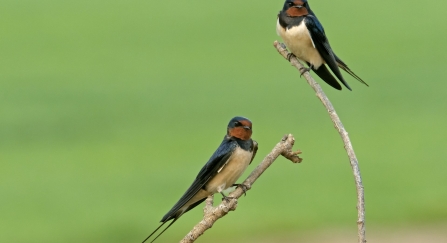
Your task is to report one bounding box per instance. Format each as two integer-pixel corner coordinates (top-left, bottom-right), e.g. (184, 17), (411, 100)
(180, 134), (302, 243)
(273, 41), (366, 243)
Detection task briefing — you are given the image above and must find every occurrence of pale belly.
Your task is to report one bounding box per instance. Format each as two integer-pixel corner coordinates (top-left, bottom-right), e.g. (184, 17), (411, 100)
(176, 147), (252, 216)
(205, 147), (252, 193)
(276, 19), (324, 68)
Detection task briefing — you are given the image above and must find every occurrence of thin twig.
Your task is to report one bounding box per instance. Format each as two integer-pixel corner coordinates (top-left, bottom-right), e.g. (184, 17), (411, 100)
(180, 134), (302, 243)
(273, 40), (366, 243)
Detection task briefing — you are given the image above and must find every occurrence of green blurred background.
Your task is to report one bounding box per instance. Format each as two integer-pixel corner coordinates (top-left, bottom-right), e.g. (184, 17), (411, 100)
(1, 0), (446, 242)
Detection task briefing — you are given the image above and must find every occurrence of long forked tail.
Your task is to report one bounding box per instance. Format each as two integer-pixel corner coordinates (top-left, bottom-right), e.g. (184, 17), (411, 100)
(142, 219), (178, 243)
(334, 55), (369, 87)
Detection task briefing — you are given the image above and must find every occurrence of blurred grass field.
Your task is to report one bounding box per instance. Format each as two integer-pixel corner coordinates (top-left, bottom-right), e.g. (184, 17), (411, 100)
(1, 0), (447, 242)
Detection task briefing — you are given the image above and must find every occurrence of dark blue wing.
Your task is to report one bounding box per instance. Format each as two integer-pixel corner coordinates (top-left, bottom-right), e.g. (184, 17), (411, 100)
(305, 15), (351, 90)
(196, 138), (238, 180)
(160, 136), (237, 222)
(311, 62), (342, 90)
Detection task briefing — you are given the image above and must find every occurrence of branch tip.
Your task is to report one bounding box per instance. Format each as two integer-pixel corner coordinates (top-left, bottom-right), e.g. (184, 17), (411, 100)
(281, 150), (303, 163)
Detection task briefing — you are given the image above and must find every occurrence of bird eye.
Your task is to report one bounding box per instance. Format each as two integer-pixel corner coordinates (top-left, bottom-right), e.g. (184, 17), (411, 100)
(234, 121), (241, 126)
(288, 2), (294, 6)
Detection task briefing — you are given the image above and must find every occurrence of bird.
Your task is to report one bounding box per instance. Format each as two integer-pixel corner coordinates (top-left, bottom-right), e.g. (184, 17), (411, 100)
(276, 0), (368, 90)
(142, 116), (258, 243)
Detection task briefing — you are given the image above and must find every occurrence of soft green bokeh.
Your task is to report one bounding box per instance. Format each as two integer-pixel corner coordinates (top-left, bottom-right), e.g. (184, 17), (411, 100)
(1, 0), (446, 242)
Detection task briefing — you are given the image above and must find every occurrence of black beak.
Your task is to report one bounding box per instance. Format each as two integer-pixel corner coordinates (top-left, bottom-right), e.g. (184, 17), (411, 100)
(294, 5), (303, 8)
(243, 126), (251, 130)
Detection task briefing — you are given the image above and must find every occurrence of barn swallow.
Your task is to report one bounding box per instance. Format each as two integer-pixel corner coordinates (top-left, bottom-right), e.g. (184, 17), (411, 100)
(276, 0), (368, 90)
(142, 116), (258, 243)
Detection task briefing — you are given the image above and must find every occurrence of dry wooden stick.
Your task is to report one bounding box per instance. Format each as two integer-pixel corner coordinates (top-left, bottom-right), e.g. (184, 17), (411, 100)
(180, 134), (302, 243)
(273, 41), (366, 243)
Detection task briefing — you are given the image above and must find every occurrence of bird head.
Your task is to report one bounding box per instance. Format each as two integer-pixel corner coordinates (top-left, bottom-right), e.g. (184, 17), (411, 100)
(227, 116), (252, 141)
(282, 0), (311, 17)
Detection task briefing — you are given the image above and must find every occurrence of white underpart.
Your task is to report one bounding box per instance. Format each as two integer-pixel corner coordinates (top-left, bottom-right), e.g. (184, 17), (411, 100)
(276, 18), (324, 68)
(177, 146), (253, 217)
(206, 146), (253, 193)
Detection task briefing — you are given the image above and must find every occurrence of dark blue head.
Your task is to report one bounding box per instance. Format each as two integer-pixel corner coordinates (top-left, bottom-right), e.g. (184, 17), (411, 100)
(227, 116), (252, 140)
(282, 0), (312, 17)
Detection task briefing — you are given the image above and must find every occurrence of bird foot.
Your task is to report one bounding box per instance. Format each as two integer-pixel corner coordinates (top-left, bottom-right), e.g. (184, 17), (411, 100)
(222, 196), (234, 202)
(220, 192), (234, 202)
(287, 53), (296, 61)
(299, 66), (312, 77)
(232, 183), (248, 196)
